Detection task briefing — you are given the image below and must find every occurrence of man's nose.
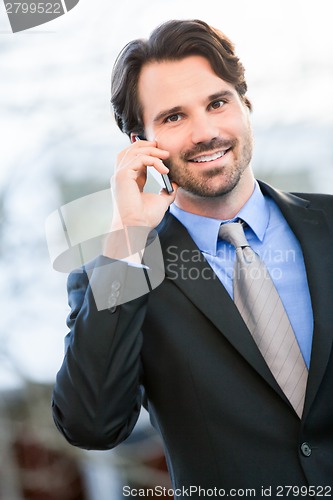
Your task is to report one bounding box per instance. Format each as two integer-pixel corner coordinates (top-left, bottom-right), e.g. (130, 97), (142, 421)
(190, 115), (219, 144)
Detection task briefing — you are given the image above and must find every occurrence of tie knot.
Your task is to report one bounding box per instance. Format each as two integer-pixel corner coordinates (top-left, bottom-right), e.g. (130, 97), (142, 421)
(219, 221), (249, 249)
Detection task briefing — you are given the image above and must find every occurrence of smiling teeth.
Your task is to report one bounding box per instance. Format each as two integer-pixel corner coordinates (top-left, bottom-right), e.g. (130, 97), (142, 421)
(192, 151), (226, 163)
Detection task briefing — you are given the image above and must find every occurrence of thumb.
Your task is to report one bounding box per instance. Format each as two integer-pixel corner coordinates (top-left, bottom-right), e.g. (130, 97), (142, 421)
(159, 182), (178, 207)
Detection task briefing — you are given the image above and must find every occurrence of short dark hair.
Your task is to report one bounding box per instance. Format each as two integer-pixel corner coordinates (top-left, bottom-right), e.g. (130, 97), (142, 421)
(111, 19), (252, 137)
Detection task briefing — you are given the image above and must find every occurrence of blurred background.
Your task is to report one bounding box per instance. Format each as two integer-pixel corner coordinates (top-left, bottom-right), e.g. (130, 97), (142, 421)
(0, 0), (332, 497)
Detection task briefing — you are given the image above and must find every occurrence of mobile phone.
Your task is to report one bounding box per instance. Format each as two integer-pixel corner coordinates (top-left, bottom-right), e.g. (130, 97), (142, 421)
(135, 136), (174, 194)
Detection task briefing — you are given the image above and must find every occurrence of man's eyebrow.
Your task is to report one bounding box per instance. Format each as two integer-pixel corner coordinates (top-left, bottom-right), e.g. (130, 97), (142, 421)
(153, 106), (182, 124)
(153, 90), (236, 124)
(208, 90), (235, 101)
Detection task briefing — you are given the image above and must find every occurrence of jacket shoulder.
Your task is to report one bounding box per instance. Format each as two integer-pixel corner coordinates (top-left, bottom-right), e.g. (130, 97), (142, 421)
(291, 192), (333, 217)
(259, 180), (333, 213)
(292, 191), (333, 205)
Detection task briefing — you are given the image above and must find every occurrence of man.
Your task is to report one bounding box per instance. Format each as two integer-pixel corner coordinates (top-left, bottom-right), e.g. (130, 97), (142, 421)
(52, 19), (333, 497)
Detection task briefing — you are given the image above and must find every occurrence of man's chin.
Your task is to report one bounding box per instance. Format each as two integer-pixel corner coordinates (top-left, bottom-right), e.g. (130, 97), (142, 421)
(176, 171), (241, 198)
(178, 182), (237, 199)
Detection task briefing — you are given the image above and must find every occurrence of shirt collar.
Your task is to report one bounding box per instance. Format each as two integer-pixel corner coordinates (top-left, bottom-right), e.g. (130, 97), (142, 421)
(169, 181), (269, 256)
(238, 181), (269, 243)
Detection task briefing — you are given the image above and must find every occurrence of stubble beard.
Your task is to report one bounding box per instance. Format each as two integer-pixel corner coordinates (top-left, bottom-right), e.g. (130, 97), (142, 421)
(165, 129), (254, 198)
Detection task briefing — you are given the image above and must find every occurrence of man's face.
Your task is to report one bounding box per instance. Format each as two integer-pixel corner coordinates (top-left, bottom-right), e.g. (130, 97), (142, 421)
(138, 55), (253, 198)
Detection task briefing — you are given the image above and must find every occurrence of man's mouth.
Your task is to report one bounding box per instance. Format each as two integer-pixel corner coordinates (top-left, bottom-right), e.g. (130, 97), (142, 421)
(190, 149), (230, 163)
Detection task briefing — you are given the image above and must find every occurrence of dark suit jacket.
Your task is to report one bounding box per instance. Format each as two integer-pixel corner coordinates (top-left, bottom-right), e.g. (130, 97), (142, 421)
(52, 182), (333, 496)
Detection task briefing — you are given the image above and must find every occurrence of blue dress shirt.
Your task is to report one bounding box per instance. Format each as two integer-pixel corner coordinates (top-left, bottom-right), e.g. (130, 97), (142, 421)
(169, 182), (314, 368)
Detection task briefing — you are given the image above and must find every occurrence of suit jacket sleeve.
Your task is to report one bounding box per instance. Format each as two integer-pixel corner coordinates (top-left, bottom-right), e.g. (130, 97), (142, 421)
(52, 255), (148, 450)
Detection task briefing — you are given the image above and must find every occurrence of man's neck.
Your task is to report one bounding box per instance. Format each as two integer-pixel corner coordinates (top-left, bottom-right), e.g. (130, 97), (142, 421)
(174, 169), (255, 220)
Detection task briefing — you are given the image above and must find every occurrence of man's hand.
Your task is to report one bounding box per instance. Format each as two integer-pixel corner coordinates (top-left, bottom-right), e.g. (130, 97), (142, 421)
(103, 139), (177, 259)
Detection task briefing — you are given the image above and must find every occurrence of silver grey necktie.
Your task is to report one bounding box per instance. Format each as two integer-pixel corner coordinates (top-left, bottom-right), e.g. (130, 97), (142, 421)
(219, 221), (308, 418)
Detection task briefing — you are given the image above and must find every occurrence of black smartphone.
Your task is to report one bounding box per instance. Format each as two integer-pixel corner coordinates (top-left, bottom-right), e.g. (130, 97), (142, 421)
(135, 136), (174, 194)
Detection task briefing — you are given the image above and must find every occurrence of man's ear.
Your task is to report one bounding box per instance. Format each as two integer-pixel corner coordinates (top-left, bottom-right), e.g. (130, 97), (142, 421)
(130, 133), (146, 143)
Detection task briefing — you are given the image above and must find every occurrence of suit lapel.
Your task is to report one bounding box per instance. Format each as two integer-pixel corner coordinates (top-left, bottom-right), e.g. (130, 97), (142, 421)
(158, 183), (333, 416)
(259, 182), (333, 417)
(157, 211), (288, 404)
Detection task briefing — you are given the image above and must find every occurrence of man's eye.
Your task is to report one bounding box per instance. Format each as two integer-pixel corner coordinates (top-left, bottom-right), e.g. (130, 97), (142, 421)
(210, 100), (225, 110)
(166, 114), (182, 123)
